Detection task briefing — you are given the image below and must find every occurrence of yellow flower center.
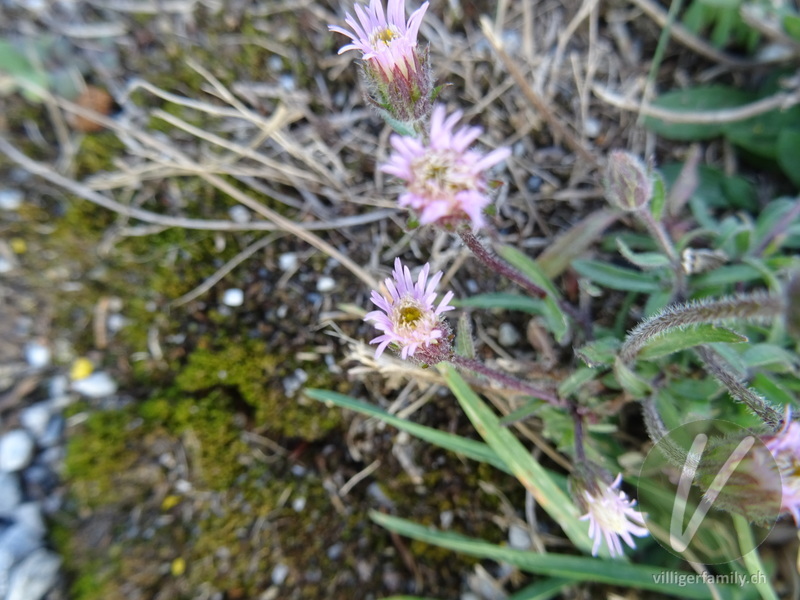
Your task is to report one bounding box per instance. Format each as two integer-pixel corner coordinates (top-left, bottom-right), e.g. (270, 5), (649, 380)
(371, 26), (400, 48)
(398, 305), (423, 326)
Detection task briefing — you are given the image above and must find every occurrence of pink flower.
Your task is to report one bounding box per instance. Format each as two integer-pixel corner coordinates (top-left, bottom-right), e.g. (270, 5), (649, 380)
(763, 409), (800, 524)
(329, 0), (428, 81)
(580, 474), (649, 557)
(364, 258), (455, 360)
(381, 105), (512, 231)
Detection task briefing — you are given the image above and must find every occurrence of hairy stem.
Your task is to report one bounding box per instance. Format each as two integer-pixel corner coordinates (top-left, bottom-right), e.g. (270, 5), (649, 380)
(458, 228), (546, 298)
(449, 354), (563, 406)
(620, 291), (784, 363)
(695, 345), (782, 429)
(638, 208), (686, 301)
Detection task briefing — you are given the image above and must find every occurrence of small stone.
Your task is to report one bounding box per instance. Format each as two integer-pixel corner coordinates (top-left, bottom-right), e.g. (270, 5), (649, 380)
(508, 523), (531, 549)
(38, 416), (64, 448)
(222, 289), (244, 307)
(498, 322), (521, 346)
(71, 372), (117, 398)
(0, 189), (23, 211)
(228, 205), (251, 223)
(271, 563), (289, 585)
(11, 504), (45, 536)
(107, 314), (127, 332)
(291, 497), (306, 512)
(23, 343), (50, 369)
(278, 253), (298, 271)
(0, 431), (35, 473)
(48, 375), (68, 398)
(584, 117), (601, 138)
(316, 276), (335, 293)
(439, 510), (454, 530)
(0, 473), (22, 516)
(5, 548), (61, 600)
(19, 403), (51, 440)
(326, 543), (343, 560)
(0, 522), (42, 561)
(0, 258), (12, 274)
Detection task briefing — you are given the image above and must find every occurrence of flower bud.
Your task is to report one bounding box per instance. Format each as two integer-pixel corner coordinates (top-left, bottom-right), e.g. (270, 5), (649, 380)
(604, 150), (653, 212)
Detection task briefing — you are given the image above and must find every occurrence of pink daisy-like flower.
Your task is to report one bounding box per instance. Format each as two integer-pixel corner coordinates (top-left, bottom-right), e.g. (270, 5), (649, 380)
(380, 104), (512, 231)
(329, 0), (428, 81)
(580, 474), (649, 557)
(763, 408), (800, 524)
(364, 258), (455, 360)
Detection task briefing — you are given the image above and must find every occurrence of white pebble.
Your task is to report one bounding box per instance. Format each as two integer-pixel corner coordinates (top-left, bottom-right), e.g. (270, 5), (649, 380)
(5, 549), (61, 600)
(107, 314), (127, 332)
(0, 189), (23, 211)
(19, 403), (52, 440)
(0, 472), (22, 515)
(316, 276), (335, 293)
(23, 343), (50, 369)
(498, 322), (521, 346)
(0, 258), (12, 274)
(271, 563), (290, 585)
(222, 289), (244, 307)
(292, 497), (306, 512)
(228, 205), (251, 223)
(584, 117), (602, 139)
(278, 253), (298, 271)
(0, 431), (35, 473)
(71, 372), (117, 398)
(508, 523), (532, 549)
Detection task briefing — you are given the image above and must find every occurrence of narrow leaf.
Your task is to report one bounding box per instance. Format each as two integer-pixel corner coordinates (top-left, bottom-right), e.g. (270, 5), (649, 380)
(616, 238), (672, 270)
(439, 365), (599, 556)
(303, 389), (510, 474)
(572, 259), (662, 293)
(370, 512), (745, 600)
(534, 210), (619, 278)
(637, 325), (748, 361)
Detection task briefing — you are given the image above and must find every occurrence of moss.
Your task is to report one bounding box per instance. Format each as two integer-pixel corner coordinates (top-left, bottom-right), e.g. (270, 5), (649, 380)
(174, 338), (343, 440)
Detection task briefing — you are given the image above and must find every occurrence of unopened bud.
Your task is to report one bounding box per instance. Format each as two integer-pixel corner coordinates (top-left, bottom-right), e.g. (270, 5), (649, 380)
(604, 150), (653, 212)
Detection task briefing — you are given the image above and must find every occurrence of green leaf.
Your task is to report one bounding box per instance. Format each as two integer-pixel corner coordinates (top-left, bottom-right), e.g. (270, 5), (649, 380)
(303, 389), (510, 474)
(616, 238), (672, 270)
(777, 129), (800, 188)
(557, 367), (598, 398)
(572, 259), (662, 293)
(439, 365), (599, 556)
(498, 399), (542, 426)
(637, 325), (748, 361)
(692, 264), (764, 289)
(650, 171), (667, 220)
(660, 164), (757, 210)
(613, 357), (653, 398)
(741, 344), (798, 373)
(725, 104), (800, 160)
(575, 337), (621, 367)
(784, 13), (800, 41)
(507, 579), (572, 600)
(455, 312), (475, 358)
(370, 512), (748, 600)
(457, 293), (543, 313)
(644, 85), (756, 141)
(533, 210), (619, 278)
(497, 245), (561, 297)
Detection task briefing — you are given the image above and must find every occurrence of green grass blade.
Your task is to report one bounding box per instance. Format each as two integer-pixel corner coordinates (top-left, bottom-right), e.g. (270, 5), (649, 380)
(370, 512), (744, 600)
(438, 365), (599, 556)
(303, 388), (510, 474)
(507, 578), (572, 600)
(732, 515), (777, 600)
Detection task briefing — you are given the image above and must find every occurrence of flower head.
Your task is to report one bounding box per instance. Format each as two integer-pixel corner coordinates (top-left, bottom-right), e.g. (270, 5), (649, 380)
(763, 408), (800, 524)
(380, 105), (511, 231)
(329, 0), (433, 125)
(329, 0), (427, 80)
(578, 473), (649, 557)
(364, 258), (455, 361)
